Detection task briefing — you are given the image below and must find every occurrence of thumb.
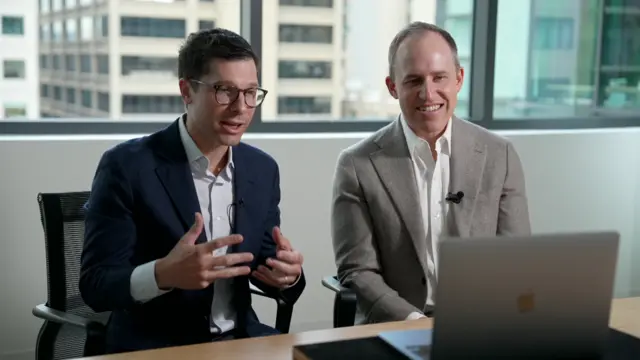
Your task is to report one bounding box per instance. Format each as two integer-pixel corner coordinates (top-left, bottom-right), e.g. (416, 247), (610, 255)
(272, 226), (290, 250)
(182, 212), (204, 245)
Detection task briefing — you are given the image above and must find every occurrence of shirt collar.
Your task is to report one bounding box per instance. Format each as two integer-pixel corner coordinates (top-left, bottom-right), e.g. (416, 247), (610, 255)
(178, 113), (234, 178)
(400, 114), (452, 157)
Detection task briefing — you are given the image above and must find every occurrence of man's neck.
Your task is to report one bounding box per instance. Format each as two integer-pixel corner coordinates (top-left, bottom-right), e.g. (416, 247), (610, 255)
(186, 120), (230, 176)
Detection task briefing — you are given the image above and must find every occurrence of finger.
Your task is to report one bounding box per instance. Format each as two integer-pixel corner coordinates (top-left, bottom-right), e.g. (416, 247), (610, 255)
(199, 234), (243, 253)
(205, 266), (251, 281)
(276, 250), (302, 264)
(210, 252), (254, 268)
(181, 212), (204, 245)
(255, 266), (291, 286)
(272, 227), (291, 250)
(266, 258), (299, 276)
(252, 270), (279, 287)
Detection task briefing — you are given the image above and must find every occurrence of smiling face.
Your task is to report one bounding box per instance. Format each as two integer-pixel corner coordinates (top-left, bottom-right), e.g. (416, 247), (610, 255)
(385, 30), (464, 137)
(179, 58), (259, 147)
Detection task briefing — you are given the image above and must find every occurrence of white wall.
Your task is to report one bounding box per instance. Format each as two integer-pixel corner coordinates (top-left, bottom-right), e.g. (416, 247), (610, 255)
(1, 126), (639, 359)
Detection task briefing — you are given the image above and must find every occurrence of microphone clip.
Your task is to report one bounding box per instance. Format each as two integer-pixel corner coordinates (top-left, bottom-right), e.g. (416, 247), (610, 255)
(445, 191), (464, 204)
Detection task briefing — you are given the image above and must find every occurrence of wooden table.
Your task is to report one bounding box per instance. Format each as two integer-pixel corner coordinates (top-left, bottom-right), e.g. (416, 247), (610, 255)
(83, 297), (640, 360)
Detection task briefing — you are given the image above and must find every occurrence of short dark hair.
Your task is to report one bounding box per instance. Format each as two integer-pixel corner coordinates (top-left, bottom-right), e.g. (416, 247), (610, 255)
(388, 22), (460, 79)
(178, 28), (259, 83)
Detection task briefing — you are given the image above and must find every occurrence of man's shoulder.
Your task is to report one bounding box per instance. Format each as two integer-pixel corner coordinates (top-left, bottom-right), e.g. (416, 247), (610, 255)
(337, 121), (394, 160)
(455, 116), (513, 148)
(98, 135), (155, 171)
(235, 142), (278, 169)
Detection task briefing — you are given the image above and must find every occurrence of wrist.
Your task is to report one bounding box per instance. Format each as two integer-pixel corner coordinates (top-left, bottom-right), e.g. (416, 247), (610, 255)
(154, 257), (172, 290)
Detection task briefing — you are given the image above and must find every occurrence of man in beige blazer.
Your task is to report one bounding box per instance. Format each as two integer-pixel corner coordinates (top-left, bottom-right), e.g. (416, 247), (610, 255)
(331, 22), (531, 324)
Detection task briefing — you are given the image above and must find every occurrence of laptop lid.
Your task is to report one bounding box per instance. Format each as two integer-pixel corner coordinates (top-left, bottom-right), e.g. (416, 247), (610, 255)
(429, 231), (620, 359)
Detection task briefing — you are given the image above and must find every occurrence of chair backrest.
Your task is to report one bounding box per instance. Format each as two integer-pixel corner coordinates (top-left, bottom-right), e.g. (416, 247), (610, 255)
(38, 191), (109, 359)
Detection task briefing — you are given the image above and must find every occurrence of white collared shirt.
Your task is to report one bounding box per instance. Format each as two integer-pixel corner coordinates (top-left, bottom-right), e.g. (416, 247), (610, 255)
(400, 115), (452, 317)
(130, 114), (237, 334)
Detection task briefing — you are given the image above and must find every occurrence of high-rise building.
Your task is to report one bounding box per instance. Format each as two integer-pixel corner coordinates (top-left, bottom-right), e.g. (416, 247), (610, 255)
(38, 0), (347, 121)
(0, 1), (39, 120)
(260, 0), (345, 121)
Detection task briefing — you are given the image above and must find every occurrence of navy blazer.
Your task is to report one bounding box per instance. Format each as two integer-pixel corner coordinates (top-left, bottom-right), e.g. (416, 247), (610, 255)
(79, 119), (306, 353)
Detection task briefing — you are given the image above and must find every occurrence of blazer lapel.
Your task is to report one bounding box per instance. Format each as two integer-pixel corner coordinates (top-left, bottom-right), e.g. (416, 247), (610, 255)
(370, 119), (428, 275)
(230, 146), (256, 254)
(153, 119), (207, 244)
(449, 117), (487, 237)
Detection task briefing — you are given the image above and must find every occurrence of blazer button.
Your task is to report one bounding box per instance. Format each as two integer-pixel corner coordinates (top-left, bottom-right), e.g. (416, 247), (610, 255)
(421, 277), (426, 286)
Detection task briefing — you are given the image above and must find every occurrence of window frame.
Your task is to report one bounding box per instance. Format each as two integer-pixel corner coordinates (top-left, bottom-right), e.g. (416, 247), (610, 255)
(1, 0), (638, 135)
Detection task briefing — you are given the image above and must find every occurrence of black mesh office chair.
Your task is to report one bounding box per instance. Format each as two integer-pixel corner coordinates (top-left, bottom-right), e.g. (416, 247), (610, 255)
(32, 191), (295, 360)
(321, 275), (357, 328)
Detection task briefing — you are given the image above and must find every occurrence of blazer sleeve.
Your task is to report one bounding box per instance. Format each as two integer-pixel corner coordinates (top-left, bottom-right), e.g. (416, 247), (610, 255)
(251, 161), (306, 305)
(79, 150), (137, 312)
(332, 150), (421, 323)
(497, 141), (532, 236)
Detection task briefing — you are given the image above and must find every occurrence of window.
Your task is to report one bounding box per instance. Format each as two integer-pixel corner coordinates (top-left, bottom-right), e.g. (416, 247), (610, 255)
(121, 56), (177, 76)
(66, 19), (78, 42)
(81, 90), (92, 108)
(52, 55), (61, 70)
(41, 84), (49, 98)
(279, 25), (333, 43)
(3, 60), (25, 79)
(65, 55), (76, 72)
(97, 55), (109, 74)
(122, 95), (184, 114)
(80, 16), (93, 41)
(279, 60), (332, 79)
(279, 0), (333, 7)
(2, 16), (24, 35)
(52, 21), (63, 42)
(54, 86), (62, 101)
(278, 96), (331, 114)
(67, 88), (76, 104)
(3, 104), (27, 118)
(40, 55), (48, 69)
(41, 0), (50, 13)
(493, 0), (640, 119)
(98, 92), (110, 111)
(121, 17), (186, 38)
(199, 20), (216, 30)
(80, 54), (92, 73)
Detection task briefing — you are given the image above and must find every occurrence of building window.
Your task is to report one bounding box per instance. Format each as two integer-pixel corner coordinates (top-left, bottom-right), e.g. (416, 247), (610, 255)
(279, 0), (333, 7)
(80, 54), (92, 73)
(40, 55), (48, 69)
(41, 84), (49, 98)
(67, 88), (76, 104)
(81, 90), (92, 108)
(97, 55), (109, 74)
(80, 16), (93, 41)
(121, 56), (178, 76)
(95, 15), (108, 38)
(534, 17), (574, 50)
(52, 55), (61, 70)
(1, 16), (24, 35)
(98, 92), (110, 111)
(52, 21), (63, 42)
(279, 60), (332, 79)
(41, 0), (50, 13)
(122, 95), (184, 113)
(65, 55), (76, 72)
(279, 25), (333, 43)
(65, 18), (78, 42)
(278, 96), (331, 114)
(3, 60), (25, 79)
(53, 86), (62, 101)
(3, 104), (27, 118)
(120, 17), (186, 38)
(199, 20), (215, 30)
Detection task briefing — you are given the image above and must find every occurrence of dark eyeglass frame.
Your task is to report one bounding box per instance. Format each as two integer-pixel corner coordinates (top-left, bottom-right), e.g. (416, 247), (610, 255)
(189, 79), (268, 108)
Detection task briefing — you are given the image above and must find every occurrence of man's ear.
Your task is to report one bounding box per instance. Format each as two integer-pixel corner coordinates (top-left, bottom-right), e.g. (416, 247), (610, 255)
(179, 78), (193, 105)
(385, 76), (398, 99)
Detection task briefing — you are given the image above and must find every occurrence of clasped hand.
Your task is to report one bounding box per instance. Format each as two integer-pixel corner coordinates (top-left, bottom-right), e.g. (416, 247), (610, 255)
(155, 212), (303, 291)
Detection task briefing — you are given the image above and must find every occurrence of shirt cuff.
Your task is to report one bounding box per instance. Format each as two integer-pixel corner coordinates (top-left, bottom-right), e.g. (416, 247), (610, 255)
(283, 273), (301, 289)
(406, 311), (427, 320)
(130, 260), (172, 303)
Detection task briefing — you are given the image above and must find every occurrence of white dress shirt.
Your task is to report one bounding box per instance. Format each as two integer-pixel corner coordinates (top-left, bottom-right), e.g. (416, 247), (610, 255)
(129, 115), (237, 334)
(400, 115), (452, 320)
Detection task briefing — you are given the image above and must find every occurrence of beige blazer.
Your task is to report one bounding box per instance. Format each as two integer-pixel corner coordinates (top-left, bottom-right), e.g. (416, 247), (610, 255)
(331, 116), (531, 324)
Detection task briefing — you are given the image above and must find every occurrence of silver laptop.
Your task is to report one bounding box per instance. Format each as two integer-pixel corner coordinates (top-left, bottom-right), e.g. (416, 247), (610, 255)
(378, 231), (620, 360)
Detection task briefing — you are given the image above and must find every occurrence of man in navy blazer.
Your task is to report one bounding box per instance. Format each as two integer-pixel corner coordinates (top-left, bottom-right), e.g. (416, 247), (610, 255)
(80, 28), (306, 353)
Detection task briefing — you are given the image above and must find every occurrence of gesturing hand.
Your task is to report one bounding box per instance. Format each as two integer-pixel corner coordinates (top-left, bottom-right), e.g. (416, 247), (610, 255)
(251, 227), (303, 289)
(155, 212), (254, 290)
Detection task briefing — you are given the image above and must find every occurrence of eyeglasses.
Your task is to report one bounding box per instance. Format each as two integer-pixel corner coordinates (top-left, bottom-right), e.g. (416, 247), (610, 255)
(190, 79), (268, 108)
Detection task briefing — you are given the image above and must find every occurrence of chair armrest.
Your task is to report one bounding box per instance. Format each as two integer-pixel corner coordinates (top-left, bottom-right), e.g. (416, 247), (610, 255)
(32, 304), (103, 329)
(322, 275), (348, 294)
(249, 284), (293, 333)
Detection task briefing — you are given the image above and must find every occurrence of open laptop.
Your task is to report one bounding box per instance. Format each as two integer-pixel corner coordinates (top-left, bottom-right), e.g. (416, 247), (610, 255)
(378, 231), (620, 360)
